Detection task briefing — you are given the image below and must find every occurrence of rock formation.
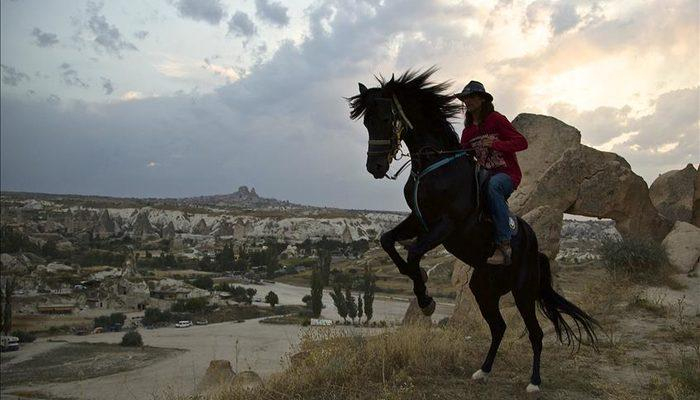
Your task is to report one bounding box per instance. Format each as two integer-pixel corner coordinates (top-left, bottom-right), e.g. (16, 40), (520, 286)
(402, 298), (432, 327)
(662, 221), (700, 273)
(197, 360), (235, 393)
(132, 210), (155, 237)
(521, 205), (563, 260)
(649, 163), (697, 223)
(192, 218), (210, 235)
(93, 209), (116, 239)
(510, 113), (671, 242)
(162, 221), (176, 240)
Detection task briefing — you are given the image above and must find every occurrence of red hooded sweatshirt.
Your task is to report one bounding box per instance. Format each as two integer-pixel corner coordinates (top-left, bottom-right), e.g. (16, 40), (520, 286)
(460, 111), (528, 189)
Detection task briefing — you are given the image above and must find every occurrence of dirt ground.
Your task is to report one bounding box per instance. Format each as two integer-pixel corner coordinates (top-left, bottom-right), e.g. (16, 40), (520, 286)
(1, 342), (182, 387)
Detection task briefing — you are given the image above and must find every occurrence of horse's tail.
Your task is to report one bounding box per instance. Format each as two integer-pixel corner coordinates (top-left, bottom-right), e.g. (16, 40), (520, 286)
(537, 252), (600, 350)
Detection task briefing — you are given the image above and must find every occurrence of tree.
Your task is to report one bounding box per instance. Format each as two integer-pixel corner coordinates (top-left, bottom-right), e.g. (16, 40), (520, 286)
(310, 268), (324, 318)
(191, 276), (214, 290)
(362, 268), (376, 323)
(318, 250), (332, 286)
(245, 288), (257, 304)
(330, 284), (347, 322)
(357, 295), (363, 321)
(346, 289), (357, 323)
(265, 291), (279, 308)
(1, 278), (16, 335)
(121, 331), (143, 347)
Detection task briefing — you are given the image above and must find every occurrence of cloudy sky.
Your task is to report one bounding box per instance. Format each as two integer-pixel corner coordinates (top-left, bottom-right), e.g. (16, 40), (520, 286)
(1, 0), (698, 212)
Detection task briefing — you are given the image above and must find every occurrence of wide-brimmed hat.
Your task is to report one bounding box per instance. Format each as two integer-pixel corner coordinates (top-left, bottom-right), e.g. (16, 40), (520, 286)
(454, 81), (493, 102)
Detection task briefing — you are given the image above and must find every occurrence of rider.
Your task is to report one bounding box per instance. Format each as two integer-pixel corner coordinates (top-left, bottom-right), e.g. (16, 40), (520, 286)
(454, 81), (528, 266)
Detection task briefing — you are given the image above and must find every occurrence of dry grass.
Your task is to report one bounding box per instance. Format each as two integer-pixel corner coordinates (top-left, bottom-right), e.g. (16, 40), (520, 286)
(164, 265), (699, 400)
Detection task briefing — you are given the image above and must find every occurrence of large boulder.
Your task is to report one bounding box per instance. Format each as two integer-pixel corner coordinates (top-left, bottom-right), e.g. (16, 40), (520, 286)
(515, 144), (671, 241)
(448, 260), (478, 329)
(509, 114), (581, 212)
(197, 360), (235, 393)
(402, 298), (432, 327)
(0, 253), (29, 274)
(521, 206), (563, 260)
(649, 163), (697, 223)
(231, 370), (263, 390)
(662, 221), (700, 273)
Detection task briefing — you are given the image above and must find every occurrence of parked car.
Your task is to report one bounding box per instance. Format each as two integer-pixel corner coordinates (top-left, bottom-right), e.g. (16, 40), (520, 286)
(1, 335), (20, 352)
(195, 319), (208, 325)
(175, 320), (193, 328)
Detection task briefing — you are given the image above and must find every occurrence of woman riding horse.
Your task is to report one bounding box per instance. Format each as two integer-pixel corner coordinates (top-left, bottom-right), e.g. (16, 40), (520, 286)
(349, 69), (598, 394)
(454, 81), (528, 265)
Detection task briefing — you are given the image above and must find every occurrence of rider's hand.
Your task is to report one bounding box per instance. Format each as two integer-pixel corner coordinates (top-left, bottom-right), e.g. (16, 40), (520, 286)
(479, 135), (496, 147)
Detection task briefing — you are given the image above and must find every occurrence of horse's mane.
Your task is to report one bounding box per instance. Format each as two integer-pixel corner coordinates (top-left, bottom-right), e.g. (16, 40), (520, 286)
(349, 67), (462, 124)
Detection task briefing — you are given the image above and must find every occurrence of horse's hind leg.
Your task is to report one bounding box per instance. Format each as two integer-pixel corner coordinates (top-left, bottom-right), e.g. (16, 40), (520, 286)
(514, 293), (543, 393)
(471, 290), (506, 382)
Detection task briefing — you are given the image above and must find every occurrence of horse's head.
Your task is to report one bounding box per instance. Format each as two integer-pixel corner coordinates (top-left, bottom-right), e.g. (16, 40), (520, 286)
(350, 82), (402, 179)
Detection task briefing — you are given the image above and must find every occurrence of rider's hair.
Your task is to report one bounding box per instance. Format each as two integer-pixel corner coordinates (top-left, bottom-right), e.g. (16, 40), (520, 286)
(464, 100), (494, 127)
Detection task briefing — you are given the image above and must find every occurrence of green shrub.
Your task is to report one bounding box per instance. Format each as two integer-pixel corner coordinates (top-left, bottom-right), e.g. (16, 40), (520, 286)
(11, 330), (36, 343)
(120, 331), (143, 347)
(599, 237), (670, 282)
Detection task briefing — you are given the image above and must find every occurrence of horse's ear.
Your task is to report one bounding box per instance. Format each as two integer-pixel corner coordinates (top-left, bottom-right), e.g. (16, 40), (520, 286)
(358, 83), (368, 94)
(390, 74), (395, 83)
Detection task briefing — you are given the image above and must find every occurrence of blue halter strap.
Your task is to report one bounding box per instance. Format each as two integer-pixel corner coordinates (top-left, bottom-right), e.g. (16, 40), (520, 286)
(412, 151), (469, 231)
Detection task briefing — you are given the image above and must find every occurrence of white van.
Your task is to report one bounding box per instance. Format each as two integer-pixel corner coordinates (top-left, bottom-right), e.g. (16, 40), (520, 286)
(0, 335), (20, 351)
(175, 320), (193, 328)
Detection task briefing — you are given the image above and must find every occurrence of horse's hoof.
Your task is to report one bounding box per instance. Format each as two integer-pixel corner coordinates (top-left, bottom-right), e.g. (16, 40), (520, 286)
(420, 299), (436, 316)
(526, 383), (541, 393)
(471, 369), (489, 382)
(420, 267), (428, 283)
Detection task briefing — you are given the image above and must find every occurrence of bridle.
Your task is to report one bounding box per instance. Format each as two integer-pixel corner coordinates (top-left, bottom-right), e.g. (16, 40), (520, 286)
(366, 94), (414, 179)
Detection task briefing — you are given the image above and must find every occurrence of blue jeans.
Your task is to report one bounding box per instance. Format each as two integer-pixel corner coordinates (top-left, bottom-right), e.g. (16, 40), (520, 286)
(486, 172), (514, 243)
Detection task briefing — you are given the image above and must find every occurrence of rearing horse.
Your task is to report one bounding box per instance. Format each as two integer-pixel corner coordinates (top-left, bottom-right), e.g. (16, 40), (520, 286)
(348, 68), (599, 393)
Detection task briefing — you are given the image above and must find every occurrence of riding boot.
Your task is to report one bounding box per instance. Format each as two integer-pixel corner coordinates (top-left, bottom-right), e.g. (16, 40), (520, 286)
(486, 240), (512, 266)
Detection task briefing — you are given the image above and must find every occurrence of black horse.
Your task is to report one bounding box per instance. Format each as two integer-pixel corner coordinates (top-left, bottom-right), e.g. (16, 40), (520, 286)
(348, 68), (599, 393)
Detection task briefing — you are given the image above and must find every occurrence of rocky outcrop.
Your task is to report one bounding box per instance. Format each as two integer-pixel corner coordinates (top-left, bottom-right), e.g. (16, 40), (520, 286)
(213, 220), (235, 237)
(162, 221), (176, 240)
(192, 218), (210, 235)
(231, 370), (263, 390)
(521, 206), (563, 260)
(650, 164), (697, 223)
(197, 360), (235, 393)
(132, 210), (155, 237)
(510, 114), (581, 210)
(0, 253), (30, 274)
(509, 114), (671, 241)
(402, 298), (432, 327)
(662, 221), (700, 273)
(448, 260), (478, 329)
(93, 209), (116, 239)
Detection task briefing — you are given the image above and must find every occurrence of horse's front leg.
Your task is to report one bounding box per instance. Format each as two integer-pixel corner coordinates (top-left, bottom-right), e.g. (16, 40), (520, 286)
(379, 214), (422, 276)
(406, 216), (455, 315)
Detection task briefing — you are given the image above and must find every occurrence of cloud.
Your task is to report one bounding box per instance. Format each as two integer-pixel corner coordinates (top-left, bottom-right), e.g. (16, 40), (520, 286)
(228, 11), (257, 37)
(255, 0), (289, 27)
(1, 64), (30, 86)
(101, 77), (114, 95)
(31, 28), (59, 47)
(547, 86), (699, 182)
(59, 63), (89, 88)
(203, 59), (240, 82)
(86, 2), (138, 56)
(174, 0), (225, 25)
(133, 30), (149, 40)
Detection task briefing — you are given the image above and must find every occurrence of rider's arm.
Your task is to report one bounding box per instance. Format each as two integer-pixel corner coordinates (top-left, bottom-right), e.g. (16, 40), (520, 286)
(460, 126), (478, 150)
(491, 113), (528, 153)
